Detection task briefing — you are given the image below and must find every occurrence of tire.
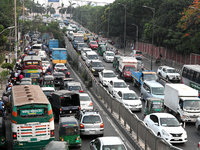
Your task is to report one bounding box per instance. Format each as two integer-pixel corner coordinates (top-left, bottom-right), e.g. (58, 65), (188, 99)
(166, 76), (169, 81)
(157, 133), (161, 137)
(133, 78), (136, 87)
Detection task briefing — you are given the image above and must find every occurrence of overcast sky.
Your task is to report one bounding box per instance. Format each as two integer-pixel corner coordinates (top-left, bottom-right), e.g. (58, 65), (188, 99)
(39, 0), (115, 7)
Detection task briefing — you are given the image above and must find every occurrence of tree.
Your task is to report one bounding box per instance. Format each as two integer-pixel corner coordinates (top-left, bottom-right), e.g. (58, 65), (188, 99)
(57, 3), (67, 19)
(68, 0), (76, 20)
(0, 70), (9, 89)
(47, 3), (56, 17)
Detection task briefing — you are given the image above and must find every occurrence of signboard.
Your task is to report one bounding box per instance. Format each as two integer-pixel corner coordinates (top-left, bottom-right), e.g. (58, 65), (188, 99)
(48, 0), (59, 2)
(20, 109), (44, 116)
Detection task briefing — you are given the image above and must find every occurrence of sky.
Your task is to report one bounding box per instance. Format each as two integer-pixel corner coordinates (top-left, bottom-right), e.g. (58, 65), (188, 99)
(39, 0), (115, 7)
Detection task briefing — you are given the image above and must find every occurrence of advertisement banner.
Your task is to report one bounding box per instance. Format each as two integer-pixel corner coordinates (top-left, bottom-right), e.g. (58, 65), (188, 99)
(48, 0), (59, 2)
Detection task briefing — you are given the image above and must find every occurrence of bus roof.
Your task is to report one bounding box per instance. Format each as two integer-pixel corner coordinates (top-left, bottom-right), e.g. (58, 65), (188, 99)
(183, 65), (200, 72)
(23, 56), (41, 62)
(12, 85), (49, 106)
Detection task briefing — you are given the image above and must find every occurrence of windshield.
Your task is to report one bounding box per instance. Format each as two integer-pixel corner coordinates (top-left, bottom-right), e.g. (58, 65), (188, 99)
(103, 145), (126, 150)
(74, 38), (84, 42)
(126, 67), (135, 71)
(60, 126), (79, 136)
(88, 55), (98, 59)
(114, 82), (127, 88)
(43, 91), (54, 96)
(80, 96), (91, 101)
(56, 64), (65, 68)
(160, 118), (180, 127)
(167, 69), (176, 73)
(184, 100), (200, 110)
(79, 44), (85, 47)
(143, 74), (158, 81)
(82, 115), (101, 124)
(152, 101), (163, 109)
(91, 42), (97, 45)
(103, 73), (116, 78)
(92, 62), (104, 67)
(152, 87), (164, 95)
(123, 93), (139, 100)
(32, 46), (41, 49)
(106, 53), (114, 56)
(69, 86), (81, 91)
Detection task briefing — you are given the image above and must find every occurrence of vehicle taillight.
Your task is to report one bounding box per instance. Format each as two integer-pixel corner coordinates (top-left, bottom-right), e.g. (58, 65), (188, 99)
(50, 93), (52, 95)
(198, 143), (200, 148)
(67, 72), (70, 75)
(14, 77), (16, 80)
(61, 137), (64, 141)
(89, 102), (93, 106)
(50, 130), (54, 137)
(13, 133), (17, 139)
(79, 90), (83, 93)
(60, 97), (64, 99)
(80, 124), (84, 129)
(1, 137), (5, 142)
(100, 123), (104, 128)
(79, 107), (81, 110)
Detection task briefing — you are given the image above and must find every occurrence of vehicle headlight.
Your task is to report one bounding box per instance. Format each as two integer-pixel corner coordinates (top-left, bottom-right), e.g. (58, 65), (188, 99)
(162, 129), (169, 136)
(124, 103), (129, 106)
(103, 80), (107, 83)
(183, 131), (187, 137)
(92, 69), (95, 71)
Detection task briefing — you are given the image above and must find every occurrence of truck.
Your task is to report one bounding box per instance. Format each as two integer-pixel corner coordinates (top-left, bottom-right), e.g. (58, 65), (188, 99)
(52, 48), (67, 68)
(72, 33), (84, 49)
(116, 56), (138, 81)
(49, 91), (81, 121)
(131, 70), (158, 90)
(164, 83), (200, 122)
(49, 39), (59, 51)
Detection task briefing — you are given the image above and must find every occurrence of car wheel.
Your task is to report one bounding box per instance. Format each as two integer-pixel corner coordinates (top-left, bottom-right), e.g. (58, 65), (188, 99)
(157, 133), (161, 137)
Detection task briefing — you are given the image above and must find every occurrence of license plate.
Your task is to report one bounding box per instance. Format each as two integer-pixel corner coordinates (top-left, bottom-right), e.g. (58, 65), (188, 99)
(174, 138), (179, 141)
(89, 131), (95, 134)
(94, 47), (96, 48)
(31, 138), (37, 141)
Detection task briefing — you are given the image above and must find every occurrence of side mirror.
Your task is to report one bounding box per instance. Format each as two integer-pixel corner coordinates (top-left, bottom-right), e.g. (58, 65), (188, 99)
(154, 122), (158, 126)
(180, 123), (183, 126)
(147, 90), (150, 93)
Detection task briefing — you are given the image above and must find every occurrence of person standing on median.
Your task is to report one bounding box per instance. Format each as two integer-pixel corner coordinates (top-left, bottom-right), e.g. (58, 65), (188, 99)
(5, 54), (8, 63)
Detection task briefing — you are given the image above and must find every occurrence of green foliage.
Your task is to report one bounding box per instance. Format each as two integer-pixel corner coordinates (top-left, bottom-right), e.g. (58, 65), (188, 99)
(0, 70), (9, 89)
(12, 58), (16, 65)
(0, 54), (4, 65)
(1, 63), (14, 71)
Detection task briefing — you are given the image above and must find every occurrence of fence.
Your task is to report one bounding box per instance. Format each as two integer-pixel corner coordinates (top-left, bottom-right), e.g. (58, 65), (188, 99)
(65, 35), (182, 150)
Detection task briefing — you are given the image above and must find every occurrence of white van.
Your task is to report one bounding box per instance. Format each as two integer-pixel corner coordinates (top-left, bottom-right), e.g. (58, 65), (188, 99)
(32, 44), (43, 52)
(85, 51), (98, 67)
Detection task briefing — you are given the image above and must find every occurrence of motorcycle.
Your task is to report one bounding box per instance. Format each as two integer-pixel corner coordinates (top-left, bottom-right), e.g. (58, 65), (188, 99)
(11, 77), (17, 85)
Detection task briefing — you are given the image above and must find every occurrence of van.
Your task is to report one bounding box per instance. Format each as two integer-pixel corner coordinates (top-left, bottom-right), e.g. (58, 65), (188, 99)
(32, 38), (38, 44)
(85, 51), (98, 67)
(141, 81), (164, 101)
(32, 44), (42, 52)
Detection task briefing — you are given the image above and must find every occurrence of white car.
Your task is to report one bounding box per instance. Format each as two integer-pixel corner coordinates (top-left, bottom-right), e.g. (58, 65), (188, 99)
(42, 61), (51, 74)
(99, 70), (118, 86)
(38, 51), (47, 60)
(54, 63), (67, 71)
(41, 87), (55, 98)
(115, 90), (142, 112)
(103, 51), (115, 62)
(81, 48), (92, 61)
(79, 93), (93, 110)
(107, 79), (129, 97)
(85, 51), (98, 67)
(144, 113), (187, 143)
(157, 66), (181, 82)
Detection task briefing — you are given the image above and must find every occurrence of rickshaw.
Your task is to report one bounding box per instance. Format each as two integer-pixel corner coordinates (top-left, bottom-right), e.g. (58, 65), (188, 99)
(98, 45), (107, 56)
(113, 55), (120, 69)
(43, 75), (54, 87)
(0, 117), (7, 148)
(59, 116), (82, 147)
(144, 97), (164, 116)
(30, 74), (40, 85)
(97, 42), (106, 52)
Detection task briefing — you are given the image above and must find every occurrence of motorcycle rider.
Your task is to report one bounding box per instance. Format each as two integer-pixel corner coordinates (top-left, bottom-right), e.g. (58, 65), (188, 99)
(0, 98), (5, 117)
(47, 66), (52, 74)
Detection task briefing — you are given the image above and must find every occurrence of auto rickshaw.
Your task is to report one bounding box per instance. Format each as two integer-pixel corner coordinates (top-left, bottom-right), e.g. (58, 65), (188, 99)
(144, 97), (164, 116)
(87, 36), (94, 45)
(30, 74), (40, 85)
(98, 45), (107, 56)
(43, 75), (54, 87)
(59, 116), (82, 147)
(113, 55), (120, 69)
(0, 117), (7, 148)
(97, 42), (106, 52)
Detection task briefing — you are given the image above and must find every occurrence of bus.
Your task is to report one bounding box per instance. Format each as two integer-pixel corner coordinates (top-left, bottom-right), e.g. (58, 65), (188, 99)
(11, 85), (55, 150)
(22, 56), (43, 77)
(181, 65), (200, 96)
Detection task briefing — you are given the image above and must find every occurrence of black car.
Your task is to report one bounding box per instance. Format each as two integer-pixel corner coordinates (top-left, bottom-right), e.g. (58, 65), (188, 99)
(89, 60), (105, 76)
(53, 72), (65, 88)
(57, 68), (70, 78)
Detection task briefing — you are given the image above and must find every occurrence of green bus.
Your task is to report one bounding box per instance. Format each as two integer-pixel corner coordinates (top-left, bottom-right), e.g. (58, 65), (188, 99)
(11, 85), (55, 150)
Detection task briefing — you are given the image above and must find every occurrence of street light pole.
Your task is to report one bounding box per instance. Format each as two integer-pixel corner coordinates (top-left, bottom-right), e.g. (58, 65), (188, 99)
(118, 3), (126, 53)
(23, 0), (24, 22)
(14, 0), (17, 59)
(142, 5), (155, 70)
(107, 3), (110, 38)
(131, 23), (138, 50)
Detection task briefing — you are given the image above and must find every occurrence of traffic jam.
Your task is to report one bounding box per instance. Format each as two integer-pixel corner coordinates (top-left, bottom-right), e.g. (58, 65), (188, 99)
(1, 20), (200, 150)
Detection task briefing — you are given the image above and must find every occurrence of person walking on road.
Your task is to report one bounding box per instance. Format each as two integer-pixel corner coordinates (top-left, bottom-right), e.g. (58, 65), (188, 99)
(5, 54), (8, 63)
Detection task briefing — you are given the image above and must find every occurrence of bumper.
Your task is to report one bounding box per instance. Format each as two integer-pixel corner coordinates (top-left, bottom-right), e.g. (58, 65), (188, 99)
(127, 106), (142, 111)
(105, 59), (114, 62)
(80, 129), (104, 135)
(163, 135), (187, 144)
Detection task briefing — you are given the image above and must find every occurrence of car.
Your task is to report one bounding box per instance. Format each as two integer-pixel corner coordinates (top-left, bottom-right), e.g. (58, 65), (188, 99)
(85, 51), (98, 67)
(98, 70), (118, 86)
(77, 31), (84, 34)
(107, 79), (129, 97)
(89, 60), (105, 76)
(52, 72), (65, 87)
(144, 113), (187, 143)
(42, 61), (51, 74)
(56, 68), (70, 78)
(44, 141), (69, 150)
(38, 51), (47, 60)
(81, 48), (92, 61)
(90, 136), (127, 150)
(76, 43), (86, 52)
(80, 109), (104, 136)
(115, 90), (142, 112)
(67, 31), (73, 41)
(54, 63), (67, 71)
(141, 81), (164, 101)
(64, 81), (83, 93)
(79, 93), (93, 110)
(195, 117), (200, 134)
(88, 41), (98, 50)
(103, 51), (115, 62)
(157, 66), (181, 82)
(130, 50), (143, 60)
(41, 87), (55, 99)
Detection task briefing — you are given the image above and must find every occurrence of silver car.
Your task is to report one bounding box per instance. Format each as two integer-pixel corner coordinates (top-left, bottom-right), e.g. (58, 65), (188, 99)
(80, 110), (104, 136)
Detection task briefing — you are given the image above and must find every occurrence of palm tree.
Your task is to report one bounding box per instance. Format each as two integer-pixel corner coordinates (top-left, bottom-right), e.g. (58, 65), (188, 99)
(68, 0), (76, 20)
(57, 3), (67, 19)
(47, 3), (55, 17)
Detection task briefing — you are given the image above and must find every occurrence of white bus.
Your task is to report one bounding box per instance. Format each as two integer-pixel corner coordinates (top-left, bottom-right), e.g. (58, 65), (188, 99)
(181, 65), (200, 96)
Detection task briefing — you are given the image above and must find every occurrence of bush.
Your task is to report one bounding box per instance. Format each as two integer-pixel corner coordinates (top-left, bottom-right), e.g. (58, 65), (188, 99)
(1, 63), (14, 71)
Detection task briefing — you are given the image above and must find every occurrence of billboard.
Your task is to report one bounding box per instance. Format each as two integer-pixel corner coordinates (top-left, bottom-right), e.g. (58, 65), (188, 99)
(48, 0), (59, 2)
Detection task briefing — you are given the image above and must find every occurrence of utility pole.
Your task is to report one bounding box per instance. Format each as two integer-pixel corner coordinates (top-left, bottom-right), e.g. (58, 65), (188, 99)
(14, 0), (17, 59)
(107, 3), (110, 38)
(23, 0), (24, 22)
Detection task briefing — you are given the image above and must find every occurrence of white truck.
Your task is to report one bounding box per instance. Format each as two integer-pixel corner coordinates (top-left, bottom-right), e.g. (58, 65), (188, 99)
(117, 56), (137, 81)
(164, 83), (200, 122)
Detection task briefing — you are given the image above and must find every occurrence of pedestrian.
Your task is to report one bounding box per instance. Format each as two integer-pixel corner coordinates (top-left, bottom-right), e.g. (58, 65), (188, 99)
(5, 54), (8, 63)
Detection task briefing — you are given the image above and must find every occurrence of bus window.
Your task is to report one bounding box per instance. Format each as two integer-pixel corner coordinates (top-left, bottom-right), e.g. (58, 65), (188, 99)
(182, 67), (188, 77)
(192, 71), (197, 82)
(185, 68), (190, 79)
(188, 70), (194, 80)
(196, 72), (200, 84)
